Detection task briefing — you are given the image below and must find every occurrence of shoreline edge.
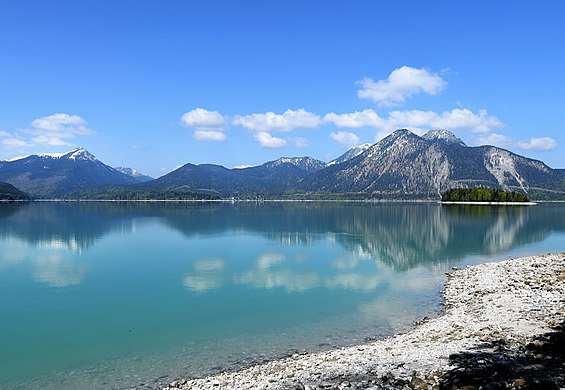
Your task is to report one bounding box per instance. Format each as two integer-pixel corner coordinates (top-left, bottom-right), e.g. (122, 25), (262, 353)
(158, 253), (565, 390)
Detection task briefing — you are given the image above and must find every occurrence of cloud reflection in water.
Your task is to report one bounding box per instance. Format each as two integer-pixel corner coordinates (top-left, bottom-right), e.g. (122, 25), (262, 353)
(233, 252), (320, 292)
(183, 259), (225, 292)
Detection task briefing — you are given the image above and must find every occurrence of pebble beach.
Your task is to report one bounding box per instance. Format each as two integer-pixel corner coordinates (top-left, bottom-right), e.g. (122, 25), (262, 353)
(160, 253), (565, 390)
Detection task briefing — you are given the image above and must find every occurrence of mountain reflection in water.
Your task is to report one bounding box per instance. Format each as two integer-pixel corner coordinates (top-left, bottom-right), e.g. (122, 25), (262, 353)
(1, 201), (565, 390)
(1, 202), (564, 289)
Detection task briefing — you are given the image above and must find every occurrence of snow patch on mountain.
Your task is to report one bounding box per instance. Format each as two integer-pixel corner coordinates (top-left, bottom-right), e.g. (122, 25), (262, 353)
(328, 143), (372, 166)
(38, 152), (68, 159)
(115, 167), (138, 176)
(114, 167), (153, 182)
(422, 129), (466, 147)
(5, 155), (31, 162)
(6, 148), (97, 162)
(66, 148), (97, 161)
(365, 129), (425, 161)
(28, 147), (98, 162)
(265, 157), (327, 174)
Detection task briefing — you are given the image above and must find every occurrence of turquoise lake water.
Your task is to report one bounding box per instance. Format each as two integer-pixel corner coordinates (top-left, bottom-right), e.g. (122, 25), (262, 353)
(1, 201), (564, 389)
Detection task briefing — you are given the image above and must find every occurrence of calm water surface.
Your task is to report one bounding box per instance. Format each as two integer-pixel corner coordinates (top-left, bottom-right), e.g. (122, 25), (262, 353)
(1, 201), (564, 389)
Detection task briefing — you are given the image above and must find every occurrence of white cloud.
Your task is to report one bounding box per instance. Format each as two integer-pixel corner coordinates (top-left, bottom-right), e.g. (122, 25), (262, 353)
(325, 109), (383, 128)
(330, 131), (360, 148)
(1, 114), (93, 149)
(233, 109), (321, 133)
(31, 113), (91, 133)
(386, 108), (504, 133)
(181, 108), (227, 143)
(476, 132), (514, 146)
(478, 133), (558, 152)
(30, 135), (68, 146)
(517, 137), (558, 151)
(25, 113), (93, 147)
(293, 137), (309, 148)
(326, 108), (504, 140)
(234, 164), (253, 169)
(193, 129), (226, 142)
(181, 108), (226, 128)
(357, 66), (447, 107)
(0, 131), (32, 147)
(254, 132), (287, 148)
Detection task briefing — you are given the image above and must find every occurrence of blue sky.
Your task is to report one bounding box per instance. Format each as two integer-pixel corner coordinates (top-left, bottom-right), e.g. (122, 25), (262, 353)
(0, 1), (564, 177)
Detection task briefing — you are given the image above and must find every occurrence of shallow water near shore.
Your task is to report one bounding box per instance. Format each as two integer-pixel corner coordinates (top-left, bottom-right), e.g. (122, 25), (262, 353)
(1, 201), (564, 389)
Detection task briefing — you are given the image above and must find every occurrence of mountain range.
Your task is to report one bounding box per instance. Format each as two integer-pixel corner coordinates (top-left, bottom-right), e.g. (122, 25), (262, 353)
(0, 148), (148, 198)
(300, 129), (565, 199)
(113, 167), (154, 183)
(327, 143), (371, 166)
(1, 129), (564, 200)
(136, 156), (328, 198)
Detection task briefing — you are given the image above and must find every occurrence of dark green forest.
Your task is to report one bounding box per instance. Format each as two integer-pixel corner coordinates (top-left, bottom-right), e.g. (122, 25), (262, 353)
(441, 188), (530, 202)
(0, 181), (31, 201)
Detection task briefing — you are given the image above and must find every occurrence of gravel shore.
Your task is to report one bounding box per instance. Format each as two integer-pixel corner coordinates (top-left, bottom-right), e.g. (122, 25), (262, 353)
(161, 253), (565, 390)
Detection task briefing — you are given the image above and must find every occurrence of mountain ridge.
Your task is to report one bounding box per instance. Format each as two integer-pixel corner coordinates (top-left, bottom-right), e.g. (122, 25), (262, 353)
(299, 129), (565, 198)
(0, 148), (138, 197)
(328, 143), (372, 166)
(114, 167), (154, 183)
(0, 181), (31, 200)
(1, 130), (564, 200)
(137, 156), (328, 197)
(422, 129), (467, 147)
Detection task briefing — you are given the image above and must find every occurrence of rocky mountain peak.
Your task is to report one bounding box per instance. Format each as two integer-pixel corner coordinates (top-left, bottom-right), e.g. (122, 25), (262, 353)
(64, 147), (97, 162)
(328, 143), (372, 166)
(422, 129), (466, 147)
(389, 128), (414, 138)
(34, 147), (98, 162)
(265, 156), (327, 174)
(366, 129), (426, 157)
(114, 167), (154, 183)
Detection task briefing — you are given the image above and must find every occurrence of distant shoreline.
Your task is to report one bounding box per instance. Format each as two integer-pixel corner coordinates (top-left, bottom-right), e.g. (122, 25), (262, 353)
(6, 198), (442, 203)
(3, 198), (549, 203)
(440, 201), (536, 205)
(157, 253), (565, 390)
(5, 199), (565, 204)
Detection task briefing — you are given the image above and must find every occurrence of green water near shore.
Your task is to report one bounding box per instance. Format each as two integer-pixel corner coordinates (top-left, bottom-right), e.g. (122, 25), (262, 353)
(1, 202), (564, 389)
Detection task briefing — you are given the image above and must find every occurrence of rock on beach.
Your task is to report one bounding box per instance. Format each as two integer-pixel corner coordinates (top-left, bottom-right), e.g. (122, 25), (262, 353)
(161, 253), (565, 390)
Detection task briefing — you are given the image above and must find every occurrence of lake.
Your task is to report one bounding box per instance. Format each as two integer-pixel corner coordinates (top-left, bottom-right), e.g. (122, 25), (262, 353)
(1, 201), (564, 389)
